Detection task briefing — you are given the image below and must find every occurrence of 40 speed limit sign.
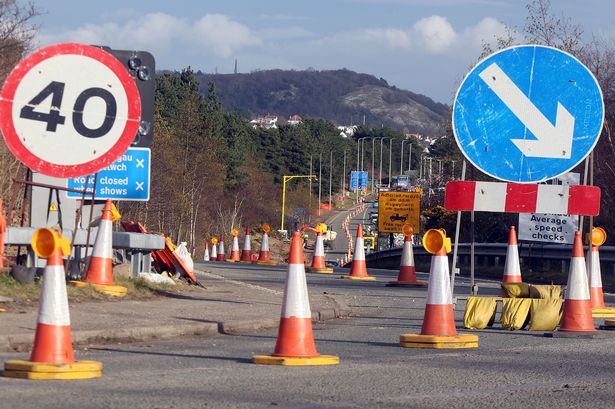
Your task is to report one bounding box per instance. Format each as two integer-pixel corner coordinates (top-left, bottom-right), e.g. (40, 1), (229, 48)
(0, 43), (141, 178)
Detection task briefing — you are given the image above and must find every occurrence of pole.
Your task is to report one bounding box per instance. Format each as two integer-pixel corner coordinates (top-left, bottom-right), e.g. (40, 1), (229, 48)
(371, 138), (376, 193)
(356, 137), (360, 204)
(329, 150), (333, 210)
(408, 143), (412, 173)
(342, 150), (346, 195)
(379, 138), (384, 187)
(388, 139), (392, 187)
(281, 177), (288, 232)
(450, 160), (467, 300)
(318, 153), (322, 216)
(400, 140), (405, 176)
(309, 155), (313, 222)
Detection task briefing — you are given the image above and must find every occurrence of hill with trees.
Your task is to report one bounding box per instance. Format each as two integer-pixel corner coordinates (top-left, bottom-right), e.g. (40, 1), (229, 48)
(195, 69), (449, 137)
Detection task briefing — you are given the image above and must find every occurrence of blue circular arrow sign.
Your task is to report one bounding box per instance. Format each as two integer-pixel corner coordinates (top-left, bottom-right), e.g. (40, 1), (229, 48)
(453, 45), (604, 183)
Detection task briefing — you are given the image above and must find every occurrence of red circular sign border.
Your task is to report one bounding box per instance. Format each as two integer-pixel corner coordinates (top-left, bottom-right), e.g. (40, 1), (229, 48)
(0, 43), (141, 178)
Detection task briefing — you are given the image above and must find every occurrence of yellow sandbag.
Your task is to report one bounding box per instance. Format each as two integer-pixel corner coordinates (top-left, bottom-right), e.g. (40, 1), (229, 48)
(463, 296), (497, 329)
(529, 284), (561, 300)
(528, 298), (563, 331)
(501, 298), (531, 330)
(501, 283), (531, 298)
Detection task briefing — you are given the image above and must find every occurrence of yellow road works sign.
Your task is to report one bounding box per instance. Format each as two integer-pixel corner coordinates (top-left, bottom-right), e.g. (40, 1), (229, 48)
(378, 191), (420, 233)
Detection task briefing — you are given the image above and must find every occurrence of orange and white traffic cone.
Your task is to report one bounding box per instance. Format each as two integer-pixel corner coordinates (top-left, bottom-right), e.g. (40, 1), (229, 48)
(400, 229), (478, 349)
(240, 228), (252, 263)
(253, 231), (339, 366)
(502, 226), (522, 283)
(3, 228), (102, 380)
(227, 229), (241, 262)
(254, 224), (277, 265)
(559, 231), (596, 333)
(75, 200), (126, 297)
(388, 233), (426, 287)
(203, 243), (210, 261)
(216, 235), (226, 261)
(587, 245), (606, 310)
(308, 232), (333, 274)
(341, 224), (375, 280)
(210, 242), (218, 261)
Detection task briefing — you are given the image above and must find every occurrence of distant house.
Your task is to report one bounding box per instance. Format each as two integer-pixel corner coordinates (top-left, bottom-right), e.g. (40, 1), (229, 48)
(288, 115), (303, 126)
(337, 125), (358, 138)
(250, 114), (278, 129)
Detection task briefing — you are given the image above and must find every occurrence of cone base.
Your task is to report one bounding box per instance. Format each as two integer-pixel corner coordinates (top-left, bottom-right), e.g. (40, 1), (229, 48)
(592, 308), (615, 318)
(253, 260), (278, 265)
(3, 360), (102, 380)
(399, 334), (478, 349)
(69, 281), (127, 297)
(225, 259), (238, 263)
(239, 260), (252, 263)
(387, 280), (427, 287)
(560, 299), (596, 332)
(252, 355), (339, 366)
(308, 267), (334, 274)
(340, 275), (376, 281)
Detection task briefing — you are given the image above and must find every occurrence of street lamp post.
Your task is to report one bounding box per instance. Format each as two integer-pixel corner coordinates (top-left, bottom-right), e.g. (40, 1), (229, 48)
(408, 143), (412, 173)
(329, 151), (333, 210)
(371, 138), (379, 193)
(379, 138), (389, 187)
(318, 153), (322, 215)
(388, 139), (393, 187)
(281, 174), (317, 233)
(400, 140), (408, 176)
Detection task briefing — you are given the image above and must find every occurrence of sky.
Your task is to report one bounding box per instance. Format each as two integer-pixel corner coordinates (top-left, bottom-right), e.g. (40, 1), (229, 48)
(31, 0), (615, 104)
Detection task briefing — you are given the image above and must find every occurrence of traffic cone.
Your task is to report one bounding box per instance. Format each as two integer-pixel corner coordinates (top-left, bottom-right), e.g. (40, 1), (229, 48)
(587, 245), (606, 309)
(559, 232), (596, 333)
(502, 226), (522, 283)
(210, 243), (218, 261)
(253, 231), (339, 366)
(341, 224), (375, 280)
(240, 228), (252, 262)
(388, 235), (426, 286)
(227, 231), (240, 262)
(203, 243), (210, 261)
(74, 200), (126, 297)
(308, 232), (333, 274)
(3, 229), (102, 380)
(400, 229), (478, 349)
(216, 235), (226, 261)
(254, 229), (277, 265)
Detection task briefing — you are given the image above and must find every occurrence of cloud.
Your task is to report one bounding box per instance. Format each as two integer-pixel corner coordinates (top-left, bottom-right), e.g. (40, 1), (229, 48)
(413, 15), (457, 53)
(360, 28), (412, 48)
(461, 16), (509, 47)
(36, 13), (260, 58)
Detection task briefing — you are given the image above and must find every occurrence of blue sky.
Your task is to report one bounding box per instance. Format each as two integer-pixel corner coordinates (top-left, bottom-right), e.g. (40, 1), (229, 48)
(32, 0), (615, 103)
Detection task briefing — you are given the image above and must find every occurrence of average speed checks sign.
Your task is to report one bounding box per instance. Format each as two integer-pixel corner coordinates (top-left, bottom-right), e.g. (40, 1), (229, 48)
(0, 43), (141, 178)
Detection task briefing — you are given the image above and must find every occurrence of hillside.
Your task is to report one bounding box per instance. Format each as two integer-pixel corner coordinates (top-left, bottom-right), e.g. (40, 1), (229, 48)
(195, 69), (449, 136)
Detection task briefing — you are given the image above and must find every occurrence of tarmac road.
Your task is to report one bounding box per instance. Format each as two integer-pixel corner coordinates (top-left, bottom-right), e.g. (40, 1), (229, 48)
(3, 262), (615, 408)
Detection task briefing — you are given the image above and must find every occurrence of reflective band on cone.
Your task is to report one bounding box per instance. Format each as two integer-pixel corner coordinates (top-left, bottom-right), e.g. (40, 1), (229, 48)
(559, 232), (596, 333)
(241, 228), (252, 262)
(210, 244), (218, 261)
(308, 232), (332, 273)
(388, 235), (425, 286)
(341, 224), (375, 280)
(503, 226), (522, 283)
(253, 232), (339, 366)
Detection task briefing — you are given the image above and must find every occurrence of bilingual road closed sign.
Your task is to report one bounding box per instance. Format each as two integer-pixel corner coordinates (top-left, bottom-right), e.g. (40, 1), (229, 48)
(378, 191), (420, 233)
(66, 147), (150, 201)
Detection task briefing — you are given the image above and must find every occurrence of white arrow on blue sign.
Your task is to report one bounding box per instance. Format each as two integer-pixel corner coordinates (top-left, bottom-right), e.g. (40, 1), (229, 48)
(66, 147), (151, 201)
(453, 45), (604, 183)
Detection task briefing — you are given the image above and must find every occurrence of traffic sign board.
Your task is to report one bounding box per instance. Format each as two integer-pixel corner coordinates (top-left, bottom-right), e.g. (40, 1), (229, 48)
(350, 171), (368, 191)
(453, 45), (604, 183)
(0, 43), (141, 178)
(377, 191), (420, 233)
(66, 148), (150, 201)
